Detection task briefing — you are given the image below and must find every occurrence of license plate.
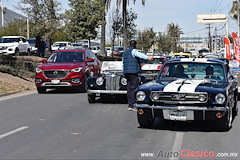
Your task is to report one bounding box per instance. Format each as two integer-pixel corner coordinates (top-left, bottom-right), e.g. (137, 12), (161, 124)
(169, 110), (187, 121)
(51, 79), (60, 84)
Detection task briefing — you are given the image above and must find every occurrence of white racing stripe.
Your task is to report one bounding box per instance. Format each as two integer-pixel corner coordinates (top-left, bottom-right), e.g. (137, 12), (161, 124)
(163, 79), (184, 92)
(0, 126), (29, 140)
(178, 80), (205, 93)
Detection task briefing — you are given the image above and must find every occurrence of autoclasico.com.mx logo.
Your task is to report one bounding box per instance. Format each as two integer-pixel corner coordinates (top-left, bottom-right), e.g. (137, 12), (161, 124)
(140, 150), (239, 159)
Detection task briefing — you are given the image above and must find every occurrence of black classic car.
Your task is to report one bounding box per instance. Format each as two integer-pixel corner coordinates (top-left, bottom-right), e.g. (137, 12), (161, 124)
(135, 58), (238, 131)
(87, 61), (146, 103)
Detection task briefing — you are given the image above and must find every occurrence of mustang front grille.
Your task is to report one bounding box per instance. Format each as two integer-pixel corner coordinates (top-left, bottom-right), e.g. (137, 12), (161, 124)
(105, 75), (120, 90)
(150, 92), (208, 104)
(44, 70), (69, 79)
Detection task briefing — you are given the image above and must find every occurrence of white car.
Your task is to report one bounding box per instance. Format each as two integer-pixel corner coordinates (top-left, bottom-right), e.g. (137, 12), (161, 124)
(105, 47), (112, 56)
(51, 41), (72, 51)
(0, 36), (31, 56)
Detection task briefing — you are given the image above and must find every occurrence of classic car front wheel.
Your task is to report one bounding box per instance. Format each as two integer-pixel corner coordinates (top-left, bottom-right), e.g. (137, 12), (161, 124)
(137, 114), (154, 128)
(217, 107), (233, 131)
(88, 94), (96, 103)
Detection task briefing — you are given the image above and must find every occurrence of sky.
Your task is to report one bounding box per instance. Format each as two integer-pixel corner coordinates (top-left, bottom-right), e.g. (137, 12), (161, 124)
(3, 0), (238, 38)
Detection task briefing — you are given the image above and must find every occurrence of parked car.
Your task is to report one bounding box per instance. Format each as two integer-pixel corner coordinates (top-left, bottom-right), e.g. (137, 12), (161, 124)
(35, 48), (100, 93)
(71, 43), (82, 49)
(113, 46), (124, 55)
(51, 41), (72, 51)
(0, 36), (31, 56)
(141, 56), (167, 81)
(90, 46), (100, 55)
(87, 61), (146, 103)
(135, 58), (238, 131)
(27, 37), (37, 54)
(105, 47), (112, 56)
(172, 52), (191, 59)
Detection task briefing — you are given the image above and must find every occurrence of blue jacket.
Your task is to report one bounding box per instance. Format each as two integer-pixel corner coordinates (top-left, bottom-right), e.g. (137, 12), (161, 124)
(123, 46), (141, 74)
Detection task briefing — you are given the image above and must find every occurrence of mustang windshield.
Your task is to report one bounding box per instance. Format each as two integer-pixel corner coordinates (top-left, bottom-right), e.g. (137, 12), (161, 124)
(159, 62), (225, 81)
(47, 52), (84, 63)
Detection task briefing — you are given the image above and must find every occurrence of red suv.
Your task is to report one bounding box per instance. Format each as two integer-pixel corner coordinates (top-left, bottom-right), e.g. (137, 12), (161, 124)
(35, 49), (100, 93)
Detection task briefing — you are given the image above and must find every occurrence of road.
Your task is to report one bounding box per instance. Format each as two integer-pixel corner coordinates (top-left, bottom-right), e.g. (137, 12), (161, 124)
(0, 90), (239, 160)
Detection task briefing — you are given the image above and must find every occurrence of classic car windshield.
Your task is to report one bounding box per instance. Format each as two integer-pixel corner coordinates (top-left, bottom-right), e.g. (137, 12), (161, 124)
(159, 62), (225, 81)
(47, 52), (84, 63)
(101, 61), (123, 71)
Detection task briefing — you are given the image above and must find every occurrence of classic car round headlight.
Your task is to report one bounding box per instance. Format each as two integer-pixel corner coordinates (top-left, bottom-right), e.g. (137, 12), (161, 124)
(96, 77), (104, 86)
(136, 91), (146, 101)
(151, 92), (159, 101)
(215, 93), (226, 104)
(121, 77), (127, 85)
(199, 94), (207, 102)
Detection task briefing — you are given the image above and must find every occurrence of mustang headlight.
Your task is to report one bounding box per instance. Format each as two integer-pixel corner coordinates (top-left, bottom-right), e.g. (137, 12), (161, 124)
(36, 68), (42, 73)
(199, 94), (207, 102)
(151, 92), (159, 101)
(136, 91), (146, 101)
(215, 93), (226, 104)
(71, 67), (82, 72)
(121, 77), (127, 85)
(96, 77), (104, 86)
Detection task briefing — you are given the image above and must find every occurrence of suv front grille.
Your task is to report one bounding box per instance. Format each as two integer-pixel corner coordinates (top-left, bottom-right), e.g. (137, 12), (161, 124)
(105, 75), (120, 90)
(44, 70), (69, 79)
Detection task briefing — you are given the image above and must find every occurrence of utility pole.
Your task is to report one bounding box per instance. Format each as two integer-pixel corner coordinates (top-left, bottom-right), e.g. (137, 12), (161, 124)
(206, 23), (212, 52)
(1, 0), (3, 27)
(238, 0), (240, 37)
(27, 15), (29, 39)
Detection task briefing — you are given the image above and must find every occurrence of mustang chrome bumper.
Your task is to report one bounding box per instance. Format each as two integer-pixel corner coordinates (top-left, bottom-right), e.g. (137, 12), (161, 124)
(134, 104), (228, 112)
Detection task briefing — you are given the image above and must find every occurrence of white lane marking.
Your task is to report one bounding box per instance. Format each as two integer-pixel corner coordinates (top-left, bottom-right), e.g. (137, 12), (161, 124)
(169, 132), (184, 160)
(0, 126), (29, 140)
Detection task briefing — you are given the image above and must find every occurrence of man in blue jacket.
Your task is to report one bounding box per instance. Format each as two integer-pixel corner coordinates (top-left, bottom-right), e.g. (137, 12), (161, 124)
(123, 40), (153, 111)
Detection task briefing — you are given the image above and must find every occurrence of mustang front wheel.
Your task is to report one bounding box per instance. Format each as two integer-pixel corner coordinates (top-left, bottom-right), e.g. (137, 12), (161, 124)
(217, 107), (233, 131)
(137, 114), (154, 128)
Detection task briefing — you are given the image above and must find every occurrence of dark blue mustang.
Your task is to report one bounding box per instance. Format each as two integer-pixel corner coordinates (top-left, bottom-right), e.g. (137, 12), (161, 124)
(135, 58), (238, 131)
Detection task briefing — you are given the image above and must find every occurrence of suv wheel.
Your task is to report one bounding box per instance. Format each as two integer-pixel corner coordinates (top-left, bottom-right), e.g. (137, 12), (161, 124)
(81, 75), (88, 92)
(137, 114), (154, 128)
(37, 87), (46, 94)
(26, 49), (31, 56)
(14, 48), (19, 56)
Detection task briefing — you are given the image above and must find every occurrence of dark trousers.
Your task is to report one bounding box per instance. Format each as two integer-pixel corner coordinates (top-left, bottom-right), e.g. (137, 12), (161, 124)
(125, 74), (139, 108)
(38, 47), (45, 57)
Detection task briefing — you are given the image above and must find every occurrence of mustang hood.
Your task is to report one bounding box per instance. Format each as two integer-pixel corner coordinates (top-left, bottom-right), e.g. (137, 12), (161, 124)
(140, 79), (228, 93)
(39, 62), (85, 70)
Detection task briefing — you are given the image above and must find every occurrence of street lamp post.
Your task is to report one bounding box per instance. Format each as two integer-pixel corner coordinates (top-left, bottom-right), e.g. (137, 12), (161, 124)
(1, 0), (4, 27)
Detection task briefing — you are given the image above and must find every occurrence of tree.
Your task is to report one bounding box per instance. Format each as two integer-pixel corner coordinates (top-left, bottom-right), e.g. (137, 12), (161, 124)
(17, 0), (61, 51)
(116, 0), (145, 49)
(156, 32), (172, 53)
(136, 27), (156, 53)
(166, 23), (183, 52)
(0, 19), (26, 37)
(67, 0), (104, 47)
(230, 1), (238, 20)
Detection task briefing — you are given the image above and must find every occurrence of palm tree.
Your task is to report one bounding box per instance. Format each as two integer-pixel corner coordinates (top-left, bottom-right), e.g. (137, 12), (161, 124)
(229, 1), (238, 20)
(116, 0), (145, 49)
(166, 23), (183, 52)
(100, 0), (111, 56)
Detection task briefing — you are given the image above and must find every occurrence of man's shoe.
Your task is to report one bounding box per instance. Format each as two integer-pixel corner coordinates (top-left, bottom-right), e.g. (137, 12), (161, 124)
(128, 107), (137, 111)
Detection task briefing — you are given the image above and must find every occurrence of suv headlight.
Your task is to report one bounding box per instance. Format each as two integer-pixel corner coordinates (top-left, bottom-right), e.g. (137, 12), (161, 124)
(96, 77), (104, 86)
(71, 67), (82, 72)
(136, 91), (146, 101)
(36, 68), (42, 73)
(215, 93), (226, 104)
(121, 77), (127, 85)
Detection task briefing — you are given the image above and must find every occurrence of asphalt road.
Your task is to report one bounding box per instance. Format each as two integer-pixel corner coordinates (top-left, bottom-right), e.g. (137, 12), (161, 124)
(0, 90), (240, 160)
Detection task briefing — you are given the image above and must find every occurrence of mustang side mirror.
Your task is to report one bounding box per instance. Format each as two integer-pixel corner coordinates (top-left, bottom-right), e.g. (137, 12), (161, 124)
(87, 58), (94, 62)
(41, 59), (47, 63)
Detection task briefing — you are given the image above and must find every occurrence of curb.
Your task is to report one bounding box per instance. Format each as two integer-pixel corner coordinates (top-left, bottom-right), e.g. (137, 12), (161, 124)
(0, 90), (22, 97)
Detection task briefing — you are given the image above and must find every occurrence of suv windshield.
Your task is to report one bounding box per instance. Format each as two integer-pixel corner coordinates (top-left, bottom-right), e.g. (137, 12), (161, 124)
(0, 38), (20, 43)
(159, 62), (225, 81)
(47, 52), (84, 63)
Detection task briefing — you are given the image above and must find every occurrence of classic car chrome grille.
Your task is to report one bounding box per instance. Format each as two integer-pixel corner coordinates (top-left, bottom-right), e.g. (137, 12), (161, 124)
(44, 70), (69, 79)
(150, 92), (208, 104)
(105, 75), (120, 90)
